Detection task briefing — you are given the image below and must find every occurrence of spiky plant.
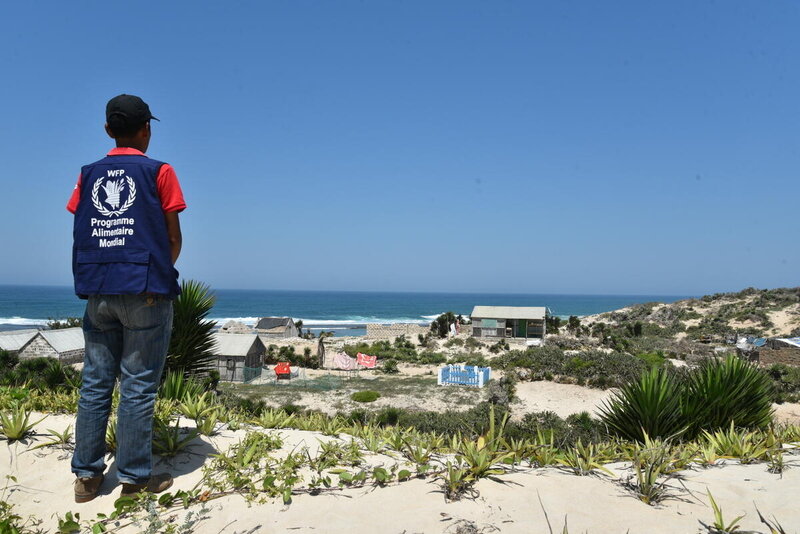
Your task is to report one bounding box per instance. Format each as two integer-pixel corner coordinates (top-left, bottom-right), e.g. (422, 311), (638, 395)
(598, 367), (688, 443)
(684, 355), (774, 437)
(0, 405), (45, 442)
(166, 280), (217, 377)
(159, 370), (205, 402)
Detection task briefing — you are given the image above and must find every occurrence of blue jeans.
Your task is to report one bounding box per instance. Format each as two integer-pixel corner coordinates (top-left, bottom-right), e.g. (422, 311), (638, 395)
(71, 295), (173, 485)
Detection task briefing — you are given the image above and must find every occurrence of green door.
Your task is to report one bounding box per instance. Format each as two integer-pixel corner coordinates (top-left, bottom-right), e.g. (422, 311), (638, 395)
(515, 320), (526, 338)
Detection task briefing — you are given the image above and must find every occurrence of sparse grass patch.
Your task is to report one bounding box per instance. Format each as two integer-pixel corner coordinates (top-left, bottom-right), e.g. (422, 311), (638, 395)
(351, 391), (380, 403)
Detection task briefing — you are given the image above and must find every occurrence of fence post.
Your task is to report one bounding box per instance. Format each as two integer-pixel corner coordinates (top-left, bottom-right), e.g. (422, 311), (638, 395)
(478, 369), (485, 388)
(437, 367), (444, 385)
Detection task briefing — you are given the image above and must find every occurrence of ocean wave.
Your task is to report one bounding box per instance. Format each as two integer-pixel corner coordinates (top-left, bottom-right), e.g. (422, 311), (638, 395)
(0, 317), (48, 326)
(209, 316), (434, 327)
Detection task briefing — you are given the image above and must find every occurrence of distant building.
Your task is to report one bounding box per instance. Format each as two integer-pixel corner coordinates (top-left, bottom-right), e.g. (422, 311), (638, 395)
(255, 317), (298, 338)
(220, 320), (255, 334)
(213, 333), (266, 382)
(470, 306), (547, 340)
(0, 329), (39, 355)
(17, 327), (85, 364)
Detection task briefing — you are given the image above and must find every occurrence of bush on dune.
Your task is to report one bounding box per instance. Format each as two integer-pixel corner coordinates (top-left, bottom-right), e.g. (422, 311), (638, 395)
(493, 347), (647, 389)
(600, 355), (774, 442)
(0, 355), (79, 392)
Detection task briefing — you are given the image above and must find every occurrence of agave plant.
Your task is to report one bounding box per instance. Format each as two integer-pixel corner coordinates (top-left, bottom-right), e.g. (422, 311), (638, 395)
(179, 391), (216, 421)
(599, 367), (688, 443)
(253, 409), (296, 429)
(685, 355), (774, 437)
(556, 440), (614, 477)
(441, 460), (474, 501)
(0, 405), (45, 442)
(106, 417), (118, 454)
(195, 410), (221, 436)
(701, 422), (771, 464)
(699, 490), (745, 534)
(31, 425), (74, 451)
(165, 280), (218, 377)
(625, 436), (675, 505)
(152, 418), (198, 457)
(159, 371), (205, 402)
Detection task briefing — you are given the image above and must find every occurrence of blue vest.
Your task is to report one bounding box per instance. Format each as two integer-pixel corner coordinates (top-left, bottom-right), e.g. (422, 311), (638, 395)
(72, 154), (180, 298)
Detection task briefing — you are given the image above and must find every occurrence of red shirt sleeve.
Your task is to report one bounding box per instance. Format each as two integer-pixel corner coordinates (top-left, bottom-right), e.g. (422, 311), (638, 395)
(66, 173), (81, 214)
(157, 164), (187, 213)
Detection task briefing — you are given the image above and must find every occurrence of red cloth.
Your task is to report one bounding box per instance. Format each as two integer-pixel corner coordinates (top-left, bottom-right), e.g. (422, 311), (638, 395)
(67, 147), (186, 214)
(356, 353), (377, 368)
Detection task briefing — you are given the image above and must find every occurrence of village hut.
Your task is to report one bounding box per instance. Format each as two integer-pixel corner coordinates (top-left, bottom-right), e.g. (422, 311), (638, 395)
(17, 328), (85, 364)
(255, 317), (298, 339)
(213, 333), (266, 382)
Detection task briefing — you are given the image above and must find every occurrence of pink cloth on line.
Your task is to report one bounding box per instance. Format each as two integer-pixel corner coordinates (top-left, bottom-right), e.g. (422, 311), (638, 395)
(356, 353), (377, 368)
(333, 352), (356, 370)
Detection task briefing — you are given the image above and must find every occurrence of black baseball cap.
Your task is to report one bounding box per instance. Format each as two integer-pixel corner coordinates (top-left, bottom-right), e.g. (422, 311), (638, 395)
(106, 94), (159, 130)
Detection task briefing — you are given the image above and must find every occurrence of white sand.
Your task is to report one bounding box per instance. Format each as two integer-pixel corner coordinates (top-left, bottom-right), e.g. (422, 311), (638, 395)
(3, 413), (800, 533)
(511, 381), (616, 419)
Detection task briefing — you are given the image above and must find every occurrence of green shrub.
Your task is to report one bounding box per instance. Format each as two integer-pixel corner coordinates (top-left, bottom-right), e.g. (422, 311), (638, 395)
(600, 356), (774, 442)
(1, 358), (80, 391)
(351, 391), (381, 403)
(599, 367), (687, 443)
(767, 364), (800, 403)
(464, 337), (484, 350)
(488, 339), (510, 354)
(684, 355), (773, 436)
(381, 359), (399, 374)
(493, 347), (646, 389)
(418, 352), (447, 364)
(636, 351), (666, 368)
(374, 407), (404, 426)
(46, 317), (83, 329)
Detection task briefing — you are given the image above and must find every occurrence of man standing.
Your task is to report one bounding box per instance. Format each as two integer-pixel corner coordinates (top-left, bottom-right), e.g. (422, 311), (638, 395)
(67, 94), (185, 503)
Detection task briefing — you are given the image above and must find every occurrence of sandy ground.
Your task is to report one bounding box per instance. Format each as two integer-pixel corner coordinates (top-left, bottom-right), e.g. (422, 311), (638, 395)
(3, 414), (800, 533)
(511, 381), (615, 419)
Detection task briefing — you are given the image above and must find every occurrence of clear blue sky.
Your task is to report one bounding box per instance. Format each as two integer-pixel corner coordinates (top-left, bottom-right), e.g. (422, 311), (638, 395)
(0, 1), (797, 295)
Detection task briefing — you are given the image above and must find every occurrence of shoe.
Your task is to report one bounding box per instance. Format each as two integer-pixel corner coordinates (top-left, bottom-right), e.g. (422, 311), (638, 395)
(74, 474), (104, 503)
(120, 473), (173, 498)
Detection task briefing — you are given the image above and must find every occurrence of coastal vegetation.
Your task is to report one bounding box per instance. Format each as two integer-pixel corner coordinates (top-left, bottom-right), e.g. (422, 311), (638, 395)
(2, 287), (799, 531)
(166, 279), (217, 377)
(591, 286), (800, 340)
(45, 317), (83, 329)
(1, 354), (798, 532)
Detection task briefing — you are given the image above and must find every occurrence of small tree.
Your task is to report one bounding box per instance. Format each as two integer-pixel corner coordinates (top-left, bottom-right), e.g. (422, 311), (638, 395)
(430, 312), (457, 338)
(546, 315), (561, 334)
(567, 316), (581, 335)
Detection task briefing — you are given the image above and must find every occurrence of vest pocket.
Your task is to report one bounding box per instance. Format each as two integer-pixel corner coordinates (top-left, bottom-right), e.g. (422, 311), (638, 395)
(76, 249), (150, 294)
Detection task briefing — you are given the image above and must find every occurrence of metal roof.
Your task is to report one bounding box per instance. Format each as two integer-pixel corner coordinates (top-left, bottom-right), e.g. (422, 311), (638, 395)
(471, 306), (547, 320)
(0, 329), (39, 351)
(255, 317), (293, 330)
(38, 328), (85, 353)
(776, 337), (800, 349)
(213, 333), (263, 356)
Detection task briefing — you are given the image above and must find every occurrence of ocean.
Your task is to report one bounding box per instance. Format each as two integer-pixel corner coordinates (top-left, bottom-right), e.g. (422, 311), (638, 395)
(0, 285), (690, 337)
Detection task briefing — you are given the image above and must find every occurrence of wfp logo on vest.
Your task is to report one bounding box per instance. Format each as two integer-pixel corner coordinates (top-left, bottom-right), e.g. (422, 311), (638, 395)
(91, 169), (137, 217)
